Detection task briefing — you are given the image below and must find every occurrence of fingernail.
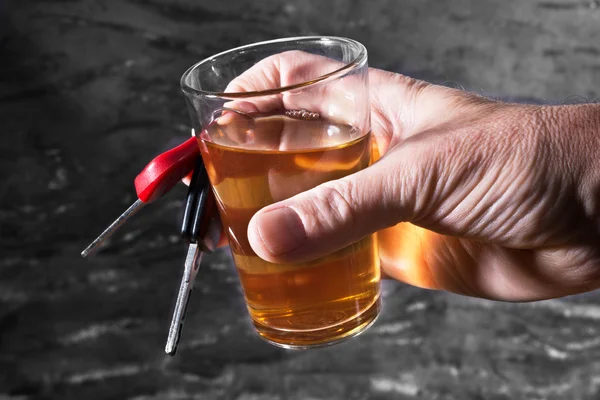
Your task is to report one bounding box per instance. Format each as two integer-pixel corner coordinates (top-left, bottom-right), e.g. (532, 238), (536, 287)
(255, 207), (306, 256)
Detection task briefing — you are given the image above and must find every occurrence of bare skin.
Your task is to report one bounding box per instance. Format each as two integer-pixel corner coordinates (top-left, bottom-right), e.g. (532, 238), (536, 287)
(208, 51), (600, 301)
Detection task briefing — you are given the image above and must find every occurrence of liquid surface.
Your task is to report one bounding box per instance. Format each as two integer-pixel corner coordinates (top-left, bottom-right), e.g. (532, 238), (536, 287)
(199, 112), (381, 346)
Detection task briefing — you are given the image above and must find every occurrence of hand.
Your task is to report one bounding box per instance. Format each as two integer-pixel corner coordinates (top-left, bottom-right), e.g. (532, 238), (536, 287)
(216, 51), (600, 301)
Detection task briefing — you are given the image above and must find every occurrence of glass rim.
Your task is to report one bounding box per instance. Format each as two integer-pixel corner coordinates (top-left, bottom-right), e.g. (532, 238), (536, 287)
(180, 36), (367, 99)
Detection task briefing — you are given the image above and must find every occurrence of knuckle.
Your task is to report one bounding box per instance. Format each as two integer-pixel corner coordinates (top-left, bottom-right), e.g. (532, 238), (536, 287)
(312, 181), (357, 232)
(388, 145), (435, 223)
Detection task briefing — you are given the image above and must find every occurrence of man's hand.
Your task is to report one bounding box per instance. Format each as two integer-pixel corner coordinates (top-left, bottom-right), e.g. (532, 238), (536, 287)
(217, 51), (600, 301)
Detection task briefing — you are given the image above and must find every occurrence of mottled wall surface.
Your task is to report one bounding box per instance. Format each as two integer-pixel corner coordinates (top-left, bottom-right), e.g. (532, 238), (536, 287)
(1, 1), (600, 399)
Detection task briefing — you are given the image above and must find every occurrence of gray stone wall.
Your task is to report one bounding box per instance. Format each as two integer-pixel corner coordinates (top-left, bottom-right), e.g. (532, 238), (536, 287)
(1, 1), (599, 399)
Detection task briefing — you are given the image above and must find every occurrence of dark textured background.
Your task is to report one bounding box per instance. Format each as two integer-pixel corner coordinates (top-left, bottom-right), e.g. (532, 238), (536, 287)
(1, 1), (600, 399)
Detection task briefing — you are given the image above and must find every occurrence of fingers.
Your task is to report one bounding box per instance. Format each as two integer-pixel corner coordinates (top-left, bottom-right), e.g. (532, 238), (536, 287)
(378, 223), (597, 301)
(224, 50), (347, 95)
(222, 51), (370, 131)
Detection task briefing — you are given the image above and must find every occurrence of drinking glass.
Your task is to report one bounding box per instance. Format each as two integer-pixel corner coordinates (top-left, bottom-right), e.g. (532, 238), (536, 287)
(181, 37), (380, 348)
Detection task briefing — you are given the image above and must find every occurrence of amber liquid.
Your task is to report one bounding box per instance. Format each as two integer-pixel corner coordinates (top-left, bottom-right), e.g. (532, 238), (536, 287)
(199, 112), (381, 348)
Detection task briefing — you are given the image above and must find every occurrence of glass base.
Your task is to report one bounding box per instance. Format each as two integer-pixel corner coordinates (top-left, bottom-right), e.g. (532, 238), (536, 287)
(252, 296), (381, 350)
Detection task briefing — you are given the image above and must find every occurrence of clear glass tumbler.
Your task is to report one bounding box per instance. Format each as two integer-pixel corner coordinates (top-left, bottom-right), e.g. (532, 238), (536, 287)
(181, 37), (380, 349)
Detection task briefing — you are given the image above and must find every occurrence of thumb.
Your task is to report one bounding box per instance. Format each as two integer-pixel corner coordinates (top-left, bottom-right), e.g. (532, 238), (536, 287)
(247, 145), (420, 264)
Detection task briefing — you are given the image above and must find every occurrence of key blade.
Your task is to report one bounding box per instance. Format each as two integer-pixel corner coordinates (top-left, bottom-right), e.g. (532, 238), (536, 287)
(165, 243), (203, 356)
(81, 199), (145, 258)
